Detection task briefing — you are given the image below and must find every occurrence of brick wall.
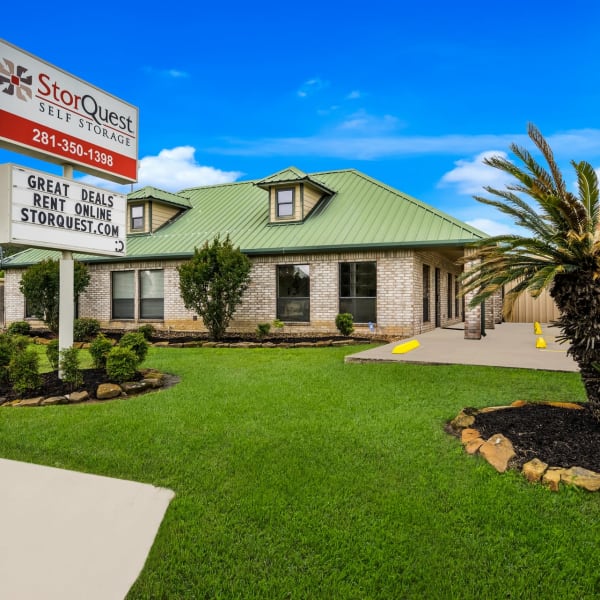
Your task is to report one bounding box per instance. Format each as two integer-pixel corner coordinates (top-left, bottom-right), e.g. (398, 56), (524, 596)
(4, 247), (468, 338)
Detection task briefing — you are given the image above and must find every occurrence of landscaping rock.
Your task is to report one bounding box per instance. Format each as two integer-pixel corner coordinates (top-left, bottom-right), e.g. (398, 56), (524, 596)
(510, 400), (528, 407)
(96, 383), (122, 400)
(120, 381), (150, 394)
(450, 410), (475, 429)
(479, 434), (515, 473)
(153, 341), (170, 347)
(461, 428), (482, 443)
(41, 396), (67, 406)
(543, 467), (564, 492)
(522, 458), (548, 483)
(561, 467), (600, 492)
(68, 391), (89, 403)
(544, 402), (584, 410)
(15, 396), (44, 407)
(465, 438), (485, 455)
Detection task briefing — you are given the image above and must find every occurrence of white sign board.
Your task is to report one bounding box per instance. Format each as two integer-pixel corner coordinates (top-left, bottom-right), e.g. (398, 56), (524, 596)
(0, 39), (138, 183)
(0, 164), (126, 257)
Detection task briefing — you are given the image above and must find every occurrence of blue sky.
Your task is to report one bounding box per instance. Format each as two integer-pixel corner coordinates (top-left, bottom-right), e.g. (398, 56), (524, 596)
(2, 0), (600, 235)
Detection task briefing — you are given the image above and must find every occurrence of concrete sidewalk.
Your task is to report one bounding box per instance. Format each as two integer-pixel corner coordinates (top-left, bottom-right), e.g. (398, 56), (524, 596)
(346, 322), (578, 372)
(0, 459), (174, 600)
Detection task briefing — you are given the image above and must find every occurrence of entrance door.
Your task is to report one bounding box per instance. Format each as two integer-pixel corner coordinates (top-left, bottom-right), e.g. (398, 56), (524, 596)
(434, 268), (441, 328)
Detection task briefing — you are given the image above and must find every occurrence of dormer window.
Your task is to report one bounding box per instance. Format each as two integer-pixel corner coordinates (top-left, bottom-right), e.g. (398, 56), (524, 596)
(131, 205), (144, 231)
(276, 189), (294, 217)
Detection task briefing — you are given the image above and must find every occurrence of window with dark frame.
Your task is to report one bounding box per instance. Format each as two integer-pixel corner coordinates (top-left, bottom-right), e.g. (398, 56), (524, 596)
(447, 273), (453, 319)
(276, 189), (294, 218)
(423, 264), (430, 322)
(339, 261), (377, 323)
(277, 264), (310, 321)
(139, 269), (164, 319)
(455, 279), (460, 318)
(130, 205), (144, 230)
(112, 271), (135, 319)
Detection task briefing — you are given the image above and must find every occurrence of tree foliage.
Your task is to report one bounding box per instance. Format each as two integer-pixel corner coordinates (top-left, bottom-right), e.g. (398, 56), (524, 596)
(19, 259), (90, 333)
(177, 235), (252, 340)
(460, 123), (600, 417)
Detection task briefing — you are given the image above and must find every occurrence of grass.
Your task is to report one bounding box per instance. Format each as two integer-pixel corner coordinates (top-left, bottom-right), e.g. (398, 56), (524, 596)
(0, 345), (598, 599)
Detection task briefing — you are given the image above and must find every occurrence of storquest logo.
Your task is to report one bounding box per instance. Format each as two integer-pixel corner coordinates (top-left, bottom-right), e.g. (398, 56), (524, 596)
(0, 57), (32, 101)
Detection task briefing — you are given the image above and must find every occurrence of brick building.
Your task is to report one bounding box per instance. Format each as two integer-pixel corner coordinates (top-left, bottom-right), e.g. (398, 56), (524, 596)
(2, 167), (491, 338)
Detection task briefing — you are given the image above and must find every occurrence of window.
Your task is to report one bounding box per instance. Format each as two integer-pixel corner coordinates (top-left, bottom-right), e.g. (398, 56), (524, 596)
(277, 265), (309, 321)
(447, 273), (453, 319)
(276, 189), (294, 217)
(130, 204), (144, 230)
(139, 269), (164, 319)
(423, 264), (430, 322)
(112, 271), (135, 319)
(455, 279), (460, 318)
(339, 262), (377, 323)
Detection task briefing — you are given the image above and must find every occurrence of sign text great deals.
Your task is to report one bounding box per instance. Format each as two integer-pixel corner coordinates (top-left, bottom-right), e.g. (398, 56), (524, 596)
(0, 164), (127, 257)
(0, 39), (138, 184)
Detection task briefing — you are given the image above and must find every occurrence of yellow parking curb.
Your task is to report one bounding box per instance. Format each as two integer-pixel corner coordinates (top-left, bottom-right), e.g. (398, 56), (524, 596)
(392, 339), (420, 354)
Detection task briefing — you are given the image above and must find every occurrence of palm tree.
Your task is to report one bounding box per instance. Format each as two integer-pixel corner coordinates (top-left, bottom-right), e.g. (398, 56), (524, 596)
(461, 123), (600, 418)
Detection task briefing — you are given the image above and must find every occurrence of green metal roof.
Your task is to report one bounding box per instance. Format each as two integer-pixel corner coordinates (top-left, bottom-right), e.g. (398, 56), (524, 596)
(128, 186), (192, 209)
(3, 168), (488, 267)
(254, 166), (335, 195)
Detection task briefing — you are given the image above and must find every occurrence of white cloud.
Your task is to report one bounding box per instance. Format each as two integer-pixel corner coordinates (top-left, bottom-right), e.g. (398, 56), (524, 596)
(466, 218), (521, 236)
(346, 90), (361, 100)
(297, 78), (328, 98)
(143, 66), (190, 79)
(438, 151), (514, 195)
(208, 129), (600, 161)
(338, 110), (400, 133)
(78, 146), (242, 193)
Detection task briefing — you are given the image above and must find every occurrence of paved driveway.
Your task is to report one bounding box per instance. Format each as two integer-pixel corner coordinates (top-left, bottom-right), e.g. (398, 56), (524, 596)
(346, 322), (578, 372)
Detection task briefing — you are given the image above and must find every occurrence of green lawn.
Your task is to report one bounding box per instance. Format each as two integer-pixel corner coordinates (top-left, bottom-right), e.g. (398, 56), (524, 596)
(1, 346), (598, 599)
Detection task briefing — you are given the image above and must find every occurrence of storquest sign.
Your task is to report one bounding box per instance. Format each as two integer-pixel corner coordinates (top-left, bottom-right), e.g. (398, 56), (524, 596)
(0, 164), (126, 257)
(0, 39), (138, 183)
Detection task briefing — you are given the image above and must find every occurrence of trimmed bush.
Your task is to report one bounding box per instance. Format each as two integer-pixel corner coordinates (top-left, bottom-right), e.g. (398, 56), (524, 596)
(59, 347), (83, 390)
(7, 321), (31, 336)
(106, 346), (139, 383)
(73, 318), (100, 342)
(89, 333), (114, 370)
(137, 324), (156, 341)
(0, 334), (14, 383)
(335, 313), (354, 336)
(118, 332), (149, 364)
(9, 347), (41, 397)
(256, 322), (271, 340)
(46, 339), (60, 370)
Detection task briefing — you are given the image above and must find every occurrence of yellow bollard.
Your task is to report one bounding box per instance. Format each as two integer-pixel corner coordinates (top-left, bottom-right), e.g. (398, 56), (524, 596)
(536, 336), (547, 349)
(534, 321), (542, 335)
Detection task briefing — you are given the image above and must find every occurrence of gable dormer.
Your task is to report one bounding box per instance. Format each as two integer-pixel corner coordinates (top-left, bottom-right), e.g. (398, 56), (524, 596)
(127, 186), (192, 234)
(256, 167), (334, 224)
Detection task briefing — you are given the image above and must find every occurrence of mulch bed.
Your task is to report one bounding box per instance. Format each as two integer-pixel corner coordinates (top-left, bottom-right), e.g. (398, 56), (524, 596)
(473, 403), (600, 472)
(0, 368), (139, 402)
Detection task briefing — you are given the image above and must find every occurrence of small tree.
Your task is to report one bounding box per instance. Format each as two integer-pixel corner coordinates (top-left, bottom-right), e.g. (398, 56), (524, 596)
(177, 235), (252, 340)
(19, 259), (90, 333)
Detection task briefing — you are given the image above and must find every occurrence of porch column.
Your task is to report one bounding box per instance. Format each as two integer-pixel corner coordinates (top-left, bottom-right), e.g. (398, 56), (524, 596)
(463, 249), (482, 340)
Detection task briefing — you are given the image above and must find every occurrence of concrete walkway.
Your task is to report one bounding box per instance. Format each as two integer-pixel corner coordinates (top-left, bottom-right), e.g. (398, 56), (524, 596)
(346, 322), (578, 372)
(0, 459), (174, 600)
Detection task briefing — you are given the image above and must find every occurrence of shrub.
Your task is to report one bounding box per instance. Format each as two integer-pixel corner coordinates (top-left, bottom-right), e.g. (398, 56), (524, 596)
(335, 313), (354, 336)
(73, 318), (100, 342)
(9, 347), (40, 397)
(59, 347), (83, 391)
(89, 333), (114, 370)
(0, 334), (14, 383)
(106, 346), (139, 383)
(46, 339), (60, 370)
(118, 332), (149, 364)
(7, 321), (31, 336)
(273, 319), (284, 330)
(256, 322), (271, 340)
(137, 324), (156, 341)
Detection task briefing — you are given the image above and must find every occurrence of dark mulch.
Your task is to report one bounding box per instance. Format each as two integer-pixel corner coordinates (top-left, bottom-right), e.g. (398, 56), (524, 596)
(0, 369), (139, 402)
(473, 403), (600, 472)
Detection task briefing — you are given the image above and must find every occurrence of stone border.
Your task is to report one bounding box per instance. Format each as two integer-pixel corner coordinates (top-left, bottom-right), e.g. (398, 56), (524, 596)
(148, 339), (359, 349)
(448, 401), (600, 492)
(1, 369), (173, 407)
